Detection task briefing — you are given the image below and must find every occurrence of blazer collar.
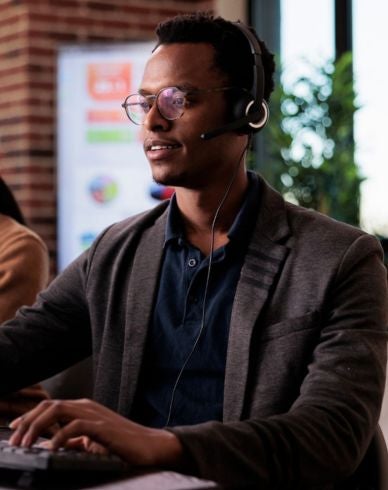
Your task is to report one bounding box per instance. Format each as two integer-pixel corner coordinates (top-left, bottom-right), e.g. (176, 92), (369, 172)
(223, 177), (291, 421)
(118, 206), (169, 415)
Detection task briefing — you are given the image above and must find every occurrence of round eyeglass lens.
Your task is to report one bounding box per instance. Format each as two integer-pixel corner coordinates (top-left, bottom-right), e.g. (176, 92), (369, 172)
(157, 87), (186, 120)
(126, 94), (149, 125)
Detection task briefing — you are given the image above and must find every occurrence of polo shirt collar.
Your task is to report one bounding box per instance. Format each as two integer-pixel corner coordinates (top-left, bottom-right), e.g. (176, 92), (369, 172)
(164, 170), (260, 248)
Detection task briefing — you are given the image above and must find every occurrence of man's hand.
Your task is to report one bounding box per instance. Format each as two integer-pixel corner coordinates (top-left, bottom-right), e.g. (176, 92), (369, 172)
(8, 399), (184, 467)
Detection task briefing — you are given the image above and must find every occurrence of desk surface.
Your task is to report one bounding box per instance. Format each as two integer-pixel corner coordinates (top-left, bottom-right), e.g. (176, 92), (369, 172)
(0, 470), (219, 490)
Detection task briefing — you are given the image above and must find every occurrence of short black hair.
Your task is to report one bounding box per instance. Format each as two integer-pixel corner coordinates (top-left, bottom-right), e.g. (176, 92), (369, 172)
(0, 177), (26, 225)
(155, 11), (275, 102)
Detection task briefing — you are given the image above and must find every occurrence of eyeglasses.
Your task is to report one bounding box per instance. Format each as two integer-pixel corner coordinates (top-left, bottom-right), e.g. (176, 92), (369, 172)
(121, 86), (235, 125)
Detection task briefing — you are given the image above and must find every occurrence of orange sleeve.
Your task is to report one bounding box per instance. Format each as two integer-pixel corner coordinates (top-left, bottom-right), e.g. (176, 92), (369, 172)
(0, 233), (49, 323)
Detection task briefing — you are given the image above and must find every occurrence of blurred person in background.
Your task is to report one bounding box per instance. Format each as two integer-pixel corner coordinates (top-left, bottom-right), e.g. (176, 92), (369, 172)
(0, 176), (50, 419)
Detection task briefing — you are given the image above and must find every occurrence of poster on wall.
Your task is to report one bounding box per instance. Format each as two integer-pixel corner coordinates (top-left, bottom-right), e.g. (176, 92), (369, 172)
(57, 43), (162, 270)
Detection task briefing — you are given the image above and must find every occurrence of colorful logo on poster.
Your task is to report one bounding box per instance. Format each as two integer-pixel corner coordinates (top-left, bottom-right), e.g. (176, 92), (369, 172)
(88, 63), (131, 100)
(89, 175), (118, 204)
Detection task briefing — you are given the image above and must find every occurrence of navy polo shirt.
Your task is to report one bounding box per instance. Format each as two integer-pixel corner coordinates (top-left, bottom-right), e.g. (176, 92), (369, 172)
(131, 172), (260, 428)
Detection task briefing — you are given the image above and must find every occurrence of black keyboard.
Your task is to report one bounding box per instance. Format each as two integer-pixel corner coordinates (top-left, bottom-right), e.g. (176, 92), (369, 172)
(0, 440), (129, 472)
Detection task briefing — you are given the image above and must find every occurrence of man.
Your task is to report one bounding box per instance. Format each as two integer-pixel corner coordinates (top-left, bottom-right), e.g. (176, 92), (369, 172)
(1, 12), (387, 490)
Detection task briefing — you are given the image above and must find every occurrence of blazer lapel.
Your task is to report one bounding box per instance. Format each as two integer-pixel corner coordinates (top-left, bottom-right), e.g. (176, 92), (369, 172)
(118, 209), (168, 414)
(223, 179), (291, 422)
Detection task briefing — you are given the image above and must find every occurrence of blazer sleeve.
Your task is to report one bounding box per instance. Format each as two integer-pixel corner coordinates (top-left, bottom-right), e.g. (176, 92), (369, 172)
(0, 250), (92, 394)
(170, 234), (388, 489)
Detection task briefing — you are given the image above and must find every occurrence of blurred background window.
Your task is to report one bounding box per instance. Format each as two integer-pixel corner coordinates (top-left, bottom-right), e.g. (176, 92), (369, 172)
(251, 0), (387, 240)
(353, 0), (388, 237)
(281, 0), (335, 85)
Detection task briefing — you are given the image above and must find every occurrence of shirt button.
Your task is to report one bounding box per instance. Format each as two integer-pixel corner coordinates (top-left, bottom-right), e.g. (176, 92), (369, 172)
(188, 258), (197, 267)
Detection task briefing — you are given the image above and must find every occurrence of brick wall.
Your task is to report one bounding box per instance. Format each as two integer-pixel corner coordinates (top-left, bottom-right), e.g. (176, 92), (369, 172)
(0, 0), (214, 275)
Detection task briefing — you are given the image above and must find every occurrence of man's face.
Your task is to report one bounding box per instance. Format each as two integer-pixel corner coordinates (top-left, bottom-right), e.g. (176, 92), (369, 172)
(138, 42), (247, 189)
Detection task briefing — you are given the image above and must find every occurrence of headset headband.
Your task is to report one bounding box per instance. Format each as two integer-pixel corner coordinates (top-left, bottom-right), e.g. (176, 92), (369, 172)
(232, 21), (265, 110)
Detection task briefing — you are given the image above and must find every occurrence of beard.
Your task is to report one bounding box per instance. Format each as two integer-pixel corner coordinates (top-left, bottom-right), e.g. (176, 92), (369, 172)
(150, 164), (198, 189)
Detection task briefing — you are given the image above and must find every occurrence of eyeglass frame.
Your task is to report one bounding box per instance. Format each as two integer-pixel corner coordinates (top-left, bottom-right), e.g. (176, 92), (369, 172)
(121, 85), (238, 125)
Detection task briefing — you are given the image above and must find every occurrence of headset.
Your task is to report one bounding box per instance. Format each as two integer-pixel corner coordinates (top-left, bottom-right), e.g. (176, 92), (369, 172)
(200, 21), (269, 140)
(165, 21), (269, 427)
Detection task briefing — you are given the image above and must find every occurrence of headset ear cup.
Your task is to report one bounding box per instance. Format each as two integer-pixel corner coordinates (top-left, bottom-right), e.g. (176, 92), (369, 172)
(230, 94), (269, 134)
(247, 100), (269, 131)
(230, 91), (256, 134)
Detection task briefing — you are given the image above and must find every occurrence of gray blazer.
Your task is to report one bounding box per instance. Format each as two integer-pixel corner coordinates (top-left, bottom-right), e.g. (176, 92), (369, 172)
(1, 176), (387, 489)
